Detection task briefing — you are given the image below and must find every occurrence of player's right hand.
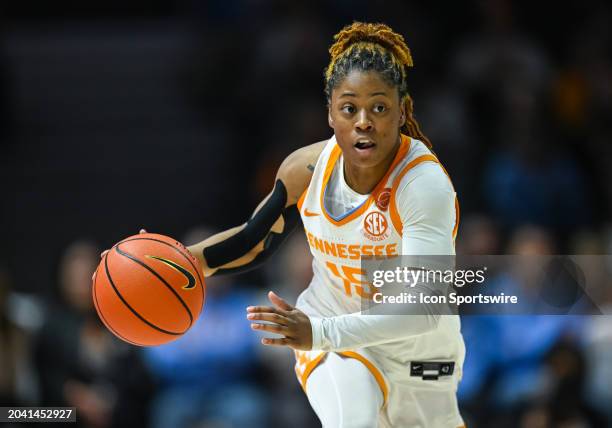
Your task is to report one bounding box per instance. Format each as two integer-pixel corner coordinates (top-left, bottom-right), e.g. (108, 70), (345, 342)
(247, 291), (313, 351)
(91, 229), (147, 282)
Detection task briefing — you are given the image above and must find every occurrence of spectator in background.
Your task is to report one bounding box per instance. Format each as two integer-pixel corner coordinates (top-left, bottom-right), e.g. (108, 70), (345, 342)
(456, 214), (502, 425)
(456, 214), (501, 256)
(492, 227), (585, 408)
(459, 226), (588, 427)
(540, 341), (605, 427)
(516, 340), (606, 427)
(584, 311), (612, 425)
(582, 227), (612, 424)
(143, 227), (270, 428)
(34, 241), (152, 428)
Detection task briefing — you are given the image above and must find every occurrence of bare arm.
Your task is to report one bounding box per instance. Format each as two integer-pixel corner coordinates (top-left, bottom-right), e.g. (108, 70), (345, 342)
(188, 140), (326, 277)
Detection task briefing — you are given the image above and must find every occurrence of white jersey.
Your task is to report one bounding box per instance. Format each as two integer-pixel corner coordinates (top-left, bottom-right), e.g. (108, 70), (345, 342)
(293, 134), (465, 411)
(324, 154), (370, 218)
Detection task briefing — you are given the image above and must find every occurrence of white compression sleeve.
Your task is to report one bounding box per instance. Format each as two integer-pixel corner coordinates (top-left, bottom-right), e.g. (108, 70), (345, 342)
(309, 281), (441, 352)
(396, 161), (456, 256)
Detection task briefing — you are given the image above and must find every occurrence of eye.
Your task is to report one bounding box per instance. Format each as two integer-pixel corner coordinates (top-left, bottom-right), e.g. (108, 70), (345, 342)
(373, 104), (387, 113)
(341, 105), (355, 114)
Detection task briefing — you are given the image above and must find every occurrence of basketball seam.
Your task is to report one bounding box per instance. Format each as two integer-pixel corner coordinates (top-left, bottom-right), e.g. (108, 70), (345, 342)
(104, 250), (184, 336)
(93, 262), (146, 346)
(115, 243), (194, 327)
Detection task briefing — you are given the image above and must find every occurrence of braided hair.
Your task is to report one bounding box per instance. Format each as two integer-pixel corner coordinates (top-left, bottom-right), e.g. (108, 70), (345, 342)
(324, 22), (431, 148)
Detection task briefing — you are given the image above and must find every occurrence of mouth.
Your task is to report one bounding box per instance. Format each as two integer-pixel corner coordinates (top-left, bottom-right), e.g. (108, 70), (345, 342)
(354, 140), (376, 151)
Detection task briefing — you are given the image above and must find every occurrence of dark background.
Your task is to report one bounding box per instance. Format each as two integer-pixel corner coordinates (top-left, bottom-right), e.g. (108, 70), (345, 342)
(1, 1), (611, 427)
(2, 0), (610, 293)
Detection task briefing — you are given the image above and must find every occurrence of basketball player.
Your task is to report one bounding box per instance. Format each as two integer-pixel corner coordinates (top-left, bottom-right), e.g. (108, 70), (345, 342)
(115, 22), (465, 427)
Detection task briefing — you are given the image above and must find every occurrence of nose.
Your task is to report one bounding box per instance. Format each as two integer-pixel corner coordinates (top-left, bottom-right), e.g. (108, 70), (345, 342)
(355, 109), (373, 132)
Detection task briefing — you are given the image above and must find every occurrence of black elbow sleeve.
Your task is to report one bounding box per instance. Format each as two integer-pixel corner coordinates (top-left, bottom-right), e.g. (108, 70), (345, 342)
(213, 204), (300, 276)
(203, 179), (297, 269)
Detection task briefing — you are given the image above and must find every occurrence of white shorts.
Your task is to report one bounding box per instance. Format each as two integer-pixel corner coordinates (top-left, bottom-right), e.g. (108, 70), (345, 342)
(294, 347), (465, 428)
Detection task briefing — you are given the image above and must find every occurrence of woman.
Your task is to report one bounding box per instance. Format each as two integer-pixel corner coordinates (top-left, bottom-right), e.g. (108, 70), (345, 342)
(187, 22), (465, 427)
(105, 22), (464, 427)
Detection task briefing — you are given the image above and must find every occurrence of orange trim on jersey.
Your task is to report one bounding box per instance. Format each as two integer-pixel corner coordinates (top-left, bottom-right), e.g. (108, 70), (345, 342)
(297, 187), (308, 211)
(338, 351), (389, 407)
(436, 162), (460, 240)
(454, 197), (460, 239)
(388, 154), (460, 241)
(319, 135), (411, 227)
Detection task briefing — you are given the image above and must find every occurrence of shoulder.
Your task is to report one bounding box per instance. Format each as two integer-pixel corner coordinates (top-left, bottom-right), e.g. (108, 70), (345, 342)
(397, 139), (453, 194)
(398, 161), (453, 194)
(276, 139), (328, 205)
(396, 147), (455, 223)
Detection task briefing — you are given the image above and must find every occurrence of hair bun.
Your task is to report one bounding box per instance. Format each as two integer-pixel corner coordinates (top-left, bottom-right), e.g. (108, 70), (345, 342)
(329, 22), (413, 68)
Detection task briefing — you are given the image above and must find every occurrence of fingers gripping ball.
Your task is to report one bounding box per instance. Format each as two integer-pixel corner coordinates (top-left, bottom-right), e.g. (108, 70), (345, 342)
(92, 233), (205, 346)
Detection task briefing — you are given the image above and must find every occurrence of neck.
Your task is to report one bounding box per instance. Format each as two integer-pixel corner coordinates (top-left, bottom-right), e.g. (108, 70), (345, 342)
(343, 138), (401, 194)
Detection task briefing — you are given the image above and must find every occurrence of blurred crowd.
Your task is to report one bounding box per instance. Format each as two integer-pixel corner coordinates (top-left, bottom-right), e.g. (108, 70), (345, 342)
(1, 0), (612, 427)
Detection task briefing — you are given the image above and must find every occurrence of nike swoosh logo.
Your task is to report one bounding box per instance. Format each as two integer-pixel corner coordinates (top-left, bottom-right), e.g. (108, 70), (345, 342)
(146, 255), (196, 290)
(304, 209), (320, 217)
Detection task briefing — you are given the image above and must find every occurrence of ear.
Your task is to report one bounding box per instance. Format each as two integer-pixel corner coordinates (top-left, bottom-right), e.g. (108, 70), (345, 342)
(399, 101), (406, 128)
(328, 107), (335, 129)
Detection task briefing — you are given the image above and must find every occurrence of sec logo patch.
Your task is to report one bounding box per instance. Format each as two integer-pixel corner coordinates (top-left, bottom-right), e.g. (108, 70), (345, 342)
(363, 211), (389, 241)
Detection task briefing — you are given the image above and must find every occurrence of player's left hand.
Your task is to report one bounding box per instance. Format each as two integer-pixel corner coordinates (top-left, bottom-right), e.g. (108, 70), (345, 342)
(247, 291), (313, 351)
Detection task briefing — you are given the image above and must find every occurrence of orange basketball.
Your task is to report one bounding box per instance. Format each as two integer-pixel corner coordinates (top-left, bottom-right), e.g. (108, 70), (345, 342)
(92, 233), (205, 346)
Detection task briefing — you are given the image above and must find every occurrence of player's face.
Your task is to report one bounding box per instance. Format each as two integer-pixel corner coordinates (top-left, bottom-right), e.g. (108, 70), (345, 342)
(328, 70), (405, 169)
